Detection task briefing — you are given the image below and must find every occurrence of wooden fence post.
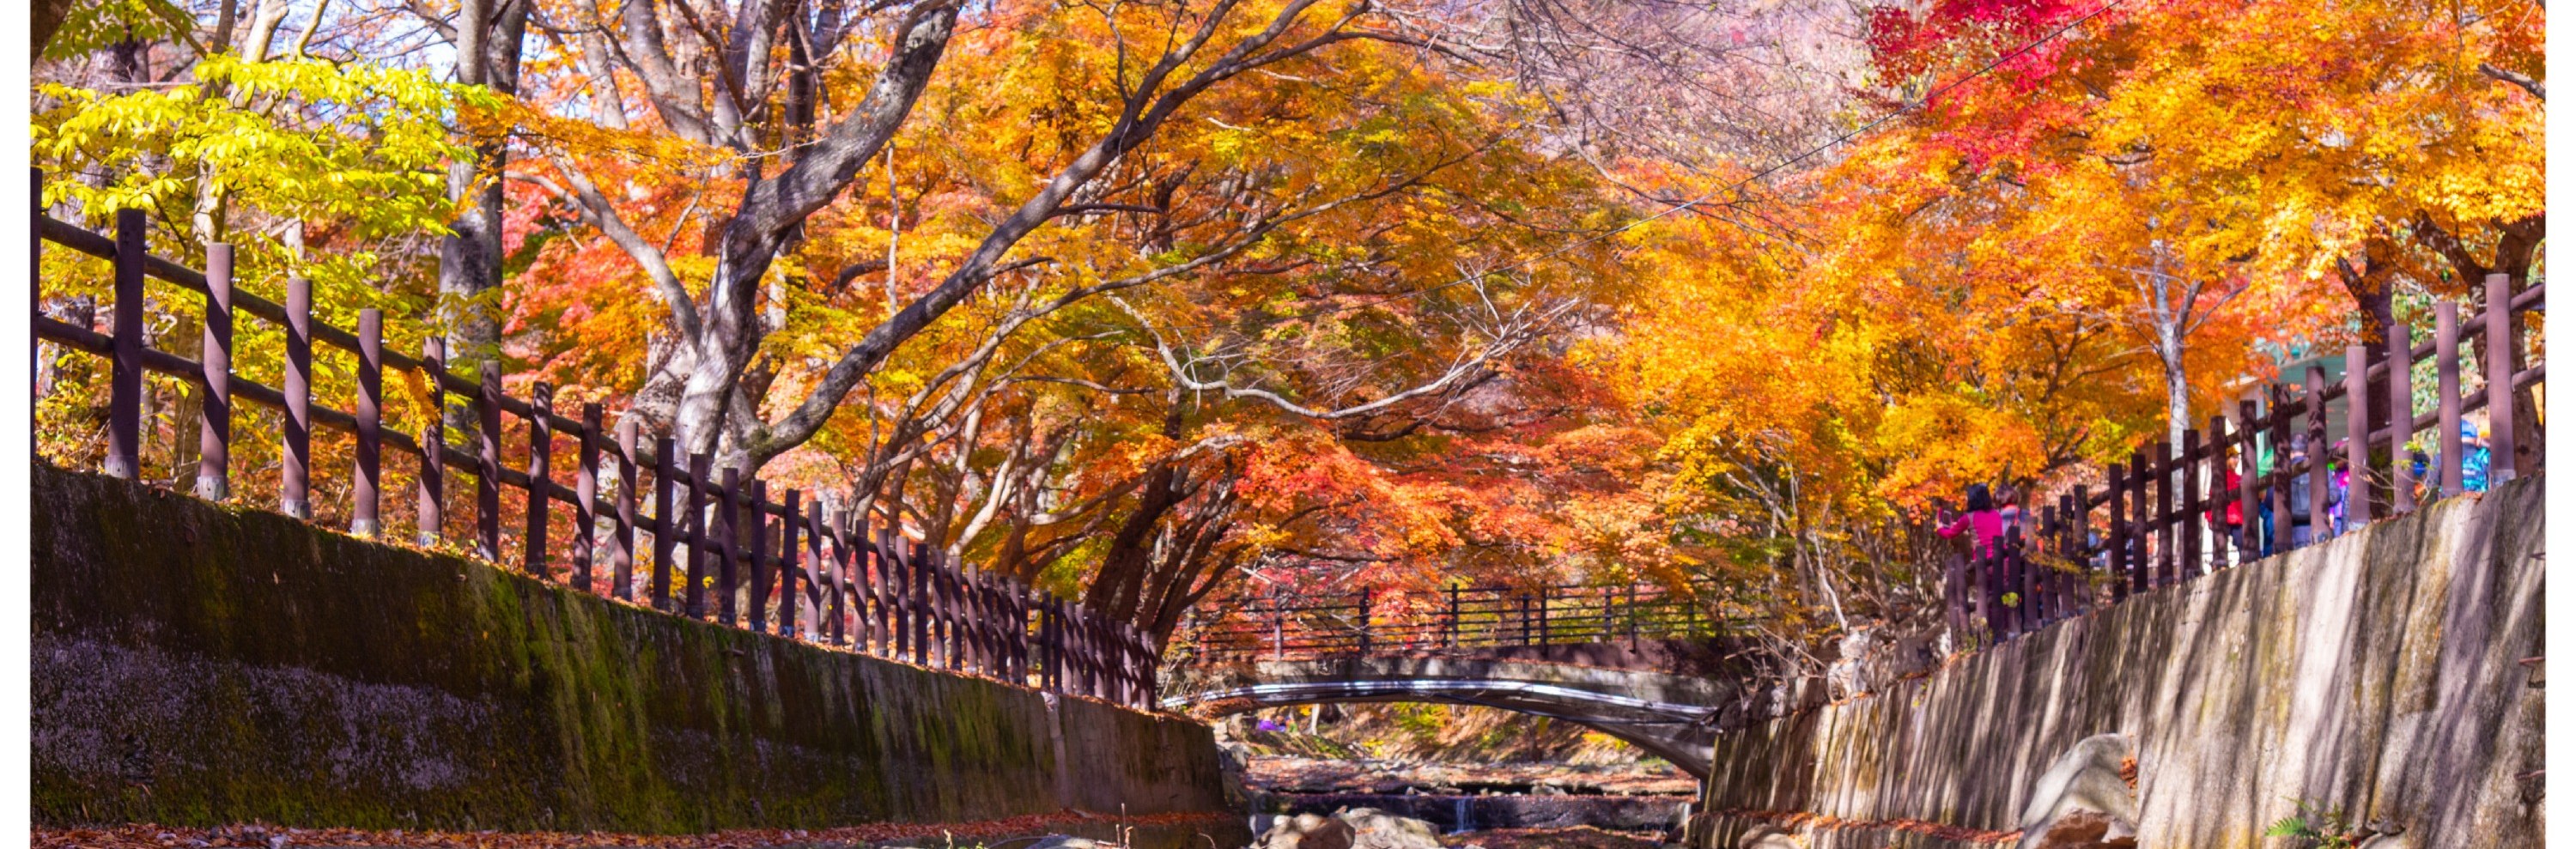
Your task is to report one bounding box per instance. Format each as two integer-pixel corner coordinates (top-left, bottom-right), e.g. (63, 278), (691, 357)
(2123, 450), (2143, 589)
(683, 452), (711, 619)
(652, 436), (678, 611)
(1016, 582), (1033, 682)
(909, 542), (931, 665)
(1445, 585), (1461, 650)
(1042, 597), (1061, 690)
(476, 361), (502, 561)
(526, 383), (553, 577)
(2388, 322), (2414, 512)
(2485, 273), (2518, 483)
(2152, 440), (2173, 587)
(613, 417), (639, 600)
(2034, 505), (2057, 624)
(950, 561), (968, 670)
(2179, 429), (2201, 579)
(105, 209), (144, 482)
(2305, 367), (2330, 541)
(719, 467), (741, 627)
(838, 516), (862, 649)
(2438, 303), (2464, 498)
(2266, 385), (2293, 556)
(2107, 464), (2128, 601)
(2061, 483), (2081, 609)
(853, 527), (872, 652)
(1983, 540), (2006, 642)
(2012, 527), (2032, 637)
(781, 488), (801, 638)
(417, 338), (445, 545)
(810, 500), (833, 642)
(353, 309), (382, 537)
(2206, 416), (2231, 568)
(958, 567), (979, 672)
(575, 403), (601, 593)
(1357, 589), (1374, 655)
(2057, 494), (2078, 615)
(2344, 344), (2372, 527)
(891, 537), (908, 658)
(197, 244), (233, 500)
(2236, 399), (2259, 560)
(748, 479), (770, 634)
(283, 275), (312, 519)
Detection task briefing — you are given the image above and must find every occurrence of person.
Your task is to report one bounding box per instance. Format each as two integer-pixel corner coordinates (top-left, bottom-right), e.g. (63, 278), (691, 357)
(2406, 440), (2430, 504)
(2326, 440), (2352, 536)
(1937, 482), (2007, 557)
(2256, 437), (2279, 555)
(2463, 418), (2492, 493)
(2427, 417), (2488, 499)
(1996, 485), (2027, 537)
(2208, 449), (2244, 536)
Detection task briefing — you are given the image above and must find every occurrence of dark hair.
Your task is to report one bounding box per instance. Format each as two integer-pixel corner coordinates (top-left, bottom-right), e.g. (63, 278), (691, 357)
(1964, 482), (1993, 512)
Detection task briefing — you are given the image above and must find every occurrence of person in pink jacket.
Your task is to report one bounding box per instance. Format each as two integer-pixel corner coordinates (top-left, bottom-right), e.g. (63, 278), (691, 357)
(1939, 483), (2009, 557)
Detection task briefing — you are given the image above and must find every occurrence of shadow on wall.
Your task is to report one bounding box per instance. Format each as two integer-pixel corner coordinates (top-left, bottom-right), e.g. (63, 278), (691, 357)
(1691, 476), (2544, 849)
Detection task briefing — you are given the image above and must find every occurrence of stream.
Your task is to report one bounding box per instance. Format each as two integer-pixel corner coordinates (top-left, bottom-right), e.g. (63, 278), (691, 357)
(1236, 755), (1692, 848)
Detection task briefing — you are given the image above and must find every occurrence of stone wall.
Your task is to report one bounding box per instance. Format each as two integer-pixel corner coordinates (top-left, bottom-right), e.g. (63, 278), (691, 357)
(1692, 476), (2544, 849)
(32, 464), (1230, 833)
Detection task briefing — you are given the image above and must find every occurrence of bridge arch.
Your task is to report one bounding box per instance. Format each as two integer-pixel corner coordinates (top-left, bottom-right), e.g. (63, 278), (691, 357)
(1163, 653), (1735, 778)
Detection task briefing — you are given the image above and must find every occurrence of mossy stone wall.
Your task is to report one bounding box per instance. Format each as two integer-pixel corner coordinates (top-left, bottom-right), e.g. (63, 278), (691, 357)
(32, 464), (1227, 832)
(1690, 476), (2544, 849)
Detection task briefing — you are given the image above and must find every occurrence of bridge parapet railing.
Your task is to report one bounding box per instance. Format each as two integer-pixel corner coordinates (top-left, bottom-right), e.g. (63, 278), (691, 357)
(30, 178), (1160, 711)
(1171, 579), (1730, 664)
(1950, 274), (2543, 646)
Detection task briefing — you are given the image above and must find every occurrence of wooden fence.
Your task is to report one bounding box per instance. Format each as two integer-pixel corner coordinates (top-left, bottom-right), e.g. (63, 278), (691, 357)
(31, 181), (1158, 710)
(1172, 579), (1728, 663)
(1950, 274), (2544, 643)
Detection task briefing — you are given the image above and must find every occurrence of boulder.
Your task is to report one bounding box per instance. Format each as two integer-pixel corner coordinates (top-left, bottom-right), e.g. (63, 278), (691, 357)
(1255, 812), (1356, 849)
(2016, 734), (2139, 849)
(1029, 837), (1107, 849)
(1255, 808), (1440, 849)
(1337, 807), (1442, 849)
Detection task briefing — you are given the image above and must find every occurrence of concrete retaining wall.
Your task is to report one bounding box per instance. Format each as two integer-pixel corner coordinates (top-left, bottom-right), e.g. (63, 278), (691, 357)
(32, 464), (1228, 833)
(1692, 475), (2544, 849)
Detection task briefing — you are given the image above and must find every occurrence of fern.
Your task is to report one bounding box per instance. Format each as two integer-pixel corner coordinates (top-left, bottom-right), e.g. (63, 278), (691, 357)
(2264, 816), (2318, 839)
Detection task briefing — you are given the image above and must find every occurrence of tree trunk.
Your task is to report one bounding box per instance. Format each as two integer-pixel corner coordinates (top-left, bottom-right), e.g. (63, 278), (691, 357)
(1087, 462), (1187, 621)
(440, 0), (526, 385)
(32, 0), (76, 60)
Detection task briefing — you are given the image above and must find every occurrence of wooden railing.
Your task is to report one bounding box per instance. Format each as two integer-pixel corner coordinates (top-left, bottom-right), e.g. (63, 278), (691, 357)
(1951, 274), (2544, 644)
(31, 180), (1159, 710)
(1171, 580), (1728, 664)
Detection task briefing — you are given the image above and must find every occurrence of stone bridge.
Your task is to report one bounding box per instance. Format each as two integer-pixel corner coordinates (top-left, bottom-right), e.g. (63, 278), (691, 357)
(1163, 640), (1742, 777)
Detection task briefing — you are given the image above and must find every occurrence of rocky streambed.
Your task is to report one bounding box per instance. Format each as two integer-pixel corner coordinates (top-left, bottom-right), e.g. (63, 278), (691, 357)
(1240, 755), (1692, 843)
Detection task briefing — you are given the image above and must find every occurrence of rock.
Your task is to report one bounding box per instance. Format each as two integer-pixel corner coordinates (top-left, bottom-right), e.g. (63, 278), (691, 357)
(1256, 812), (1355, 849)
(1335, 808), (1441, 849)
(2016, 734), (2139, 849)
(1255, 808), (1440, 849)
(2022, 810), (2124, 849)
(1735, 824), (1798, 849)
(1029, 837), (1106, 849)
